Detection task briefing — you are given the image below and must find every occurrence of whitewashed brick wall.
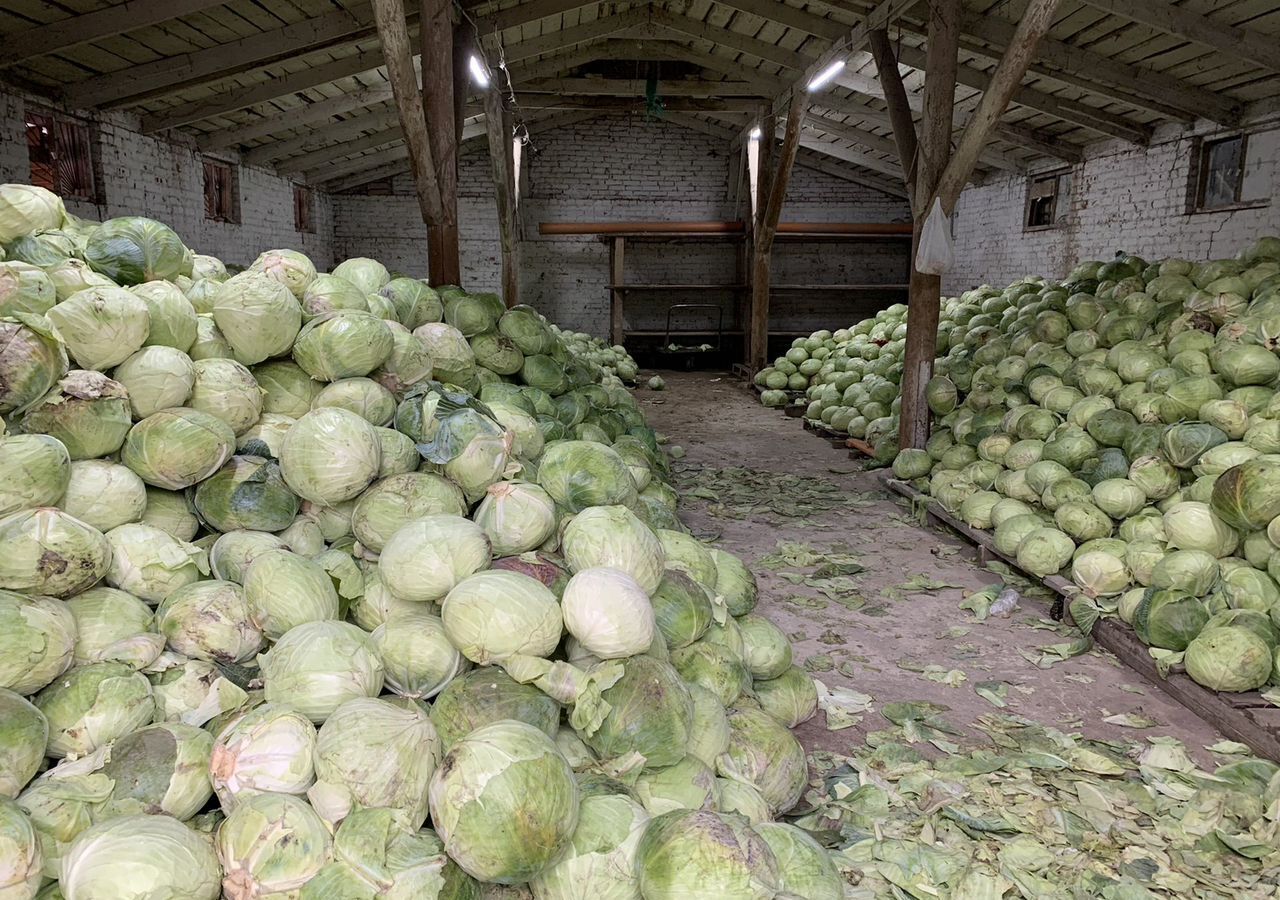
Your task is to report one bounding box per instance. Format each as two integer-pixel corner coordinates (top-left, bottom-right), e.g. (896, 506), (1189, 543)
(333, 112), (913, 338)
(946, 120), (1280, 294)
(0, 89), (335, 269)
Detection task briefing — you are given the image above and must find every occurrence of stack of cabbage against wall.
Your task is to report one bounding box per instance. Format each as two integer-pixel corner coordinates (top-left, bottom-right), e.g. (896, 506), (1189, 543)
(752, 302), (971, 462)
(0, 183), (844, 900)
(892, 237), (1280, 695)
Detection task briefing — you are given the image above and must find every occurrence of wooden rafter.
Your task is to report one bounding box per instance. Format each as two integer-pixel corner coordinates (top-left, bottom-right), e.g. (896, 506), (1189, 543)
(647, 5), (1075, 163)
(951, 9), (1240, 125)
(674, 111), (909, 197)
(0, 0), (232, 69)
(139, 45), (393, 134)
(64, 2), (379, 109)
(241, 108), (401, 166)
(519, 78), (766, 97)
(275, 127), (405, 175)
(825, 0), (1242, 125)
(713, 0), (1148, 145)
(1079, 0), (1280, 76)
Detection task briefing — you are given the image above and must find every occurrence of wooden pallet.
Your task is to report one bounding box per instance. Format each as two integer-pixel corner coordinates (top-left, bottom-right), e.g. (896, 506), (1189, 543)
(802, 418), (852, 448)
(878, 472), (1280, 762)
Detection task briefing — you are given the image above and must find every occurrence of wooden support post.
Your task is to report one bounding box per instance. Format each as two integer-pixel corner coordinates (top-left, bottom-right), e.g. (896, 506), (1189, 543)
(935, 0), (1063, 212)
(897, 0), (959, 451)
(370, 0), (443, 229)
(748, 96), (807, 371)
(609, 238), (626, 346)
(421, 0), (461, 286)
(484, 84), (520, 308)
(867, 28), (919, 211)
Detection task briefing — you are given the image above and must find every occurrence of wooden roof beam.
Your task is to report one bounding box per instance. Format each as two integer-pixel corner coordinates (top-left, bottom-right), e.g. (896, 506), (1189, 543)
(1079, 0), (1280, 76)
(889, 43), (1151, 145)
(64, 2), (380, 109)
(951, 9), (1241, 125)
(0, 0), (233, 68)
(828, 0), (1241, 125)
(518, 78), (766, 97)
(489, 8), (652, 63)
(276, 126), (405, 175)
(665, 110), (907, 196)
(714, 0), (1149, 144)
(324, 109), (601, 191)
(513, 95), (766, 111)
(198, 83), (397, 151)
(140, 45), (392, 134)
(241, 108), (401, 166)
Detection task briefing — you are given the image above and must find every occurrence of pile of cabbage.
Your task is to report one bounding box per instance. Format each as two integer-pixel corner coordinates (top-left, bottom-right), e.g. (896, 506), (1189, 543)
(752, 304), (915, 452)
(890, 236), (1280, 695)
(0, 183), (842, 899)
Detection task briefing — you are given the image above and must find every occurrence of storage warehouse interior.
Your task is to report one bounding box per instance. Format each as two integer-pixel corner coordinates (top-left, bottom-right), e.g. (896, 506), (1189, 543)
(2, 0), (1280, 896)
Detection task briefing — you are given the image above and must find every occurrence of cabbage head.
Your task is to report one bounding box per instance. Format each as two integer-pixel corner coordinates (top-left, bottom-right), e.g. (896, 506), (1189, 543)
(636, 809), (779, 900)
(259, 621), (384, 723)
(1184, 626), (1272, 691)
(428, 720), (578, 884)
(441, 570), (562, 664)
(429, 668), (559, 750)
(83, 217), (188, 285)
(60, 814), (220, 900)
(1134, 589), (1210, 650)
(310, 697), (440, 829)
(280, 407), (382, 505)
(538, 441), (638, 512)
(378, 515), (490, 604)
(562, 505), (665, 593)
(529, 793), (648, 900)
(561, 567), (656, 660)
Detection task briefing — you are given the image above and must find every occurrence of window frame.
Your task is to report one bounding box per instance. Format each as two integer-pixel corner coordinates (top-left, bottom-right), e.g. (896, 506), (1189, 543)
(203, 157), (240, 224)
(293, 184), (315, 234)
(1023, 168), (1071, 232)
(25, 107), (98, 203)
(1190, 132), (1270, 214)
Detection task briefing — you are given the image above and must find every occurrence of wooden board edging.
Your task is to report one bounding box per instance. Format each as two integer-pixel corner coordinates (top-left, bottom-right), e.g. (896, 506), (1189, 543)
(877, 472), (1280, 762)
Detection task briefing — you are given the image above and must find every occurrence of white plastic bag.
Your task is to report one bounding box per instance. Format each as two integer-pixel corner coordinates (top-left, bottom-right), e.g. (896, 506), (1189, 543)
(914, 197), (954, 275)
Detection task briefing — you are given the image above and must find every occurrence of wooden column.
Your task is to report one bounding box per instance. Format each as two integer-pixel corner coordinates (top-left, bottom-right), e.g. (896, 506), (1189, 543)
(421, 0), (460, 286)
(748, 96), (806, 371)
(370, 0), (443, 230)
(896, 0), (1062, 450)
(609, 237), (625, 345)
(897, 0), (959, 451)
(483, 83), (520, 308)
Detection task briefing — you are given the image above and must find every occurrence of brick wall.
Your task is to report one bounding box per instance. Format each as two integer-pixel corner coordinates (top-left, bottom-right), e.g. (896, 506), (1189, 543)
(0, 88), (335, 269)
(946, 120), (1280, 294)
(333, 112), (913, 338)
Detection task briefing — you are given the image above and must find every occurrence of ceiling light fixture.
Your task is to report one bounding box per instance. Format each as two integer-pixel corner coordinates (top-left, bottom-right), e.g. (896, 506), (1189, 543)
(806, 59), (845, 92)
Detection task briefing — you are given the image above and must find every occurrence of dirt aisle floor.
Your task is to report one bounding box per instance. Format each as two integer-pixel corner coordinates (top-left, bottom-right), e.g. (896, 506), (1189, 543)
(641, 370), (1230, 764)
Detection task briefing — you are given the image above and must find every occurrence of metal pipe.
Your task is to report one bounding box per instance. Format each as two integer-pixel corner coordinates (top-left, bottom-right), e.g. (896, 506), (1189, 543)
(537, 221), (913, 236)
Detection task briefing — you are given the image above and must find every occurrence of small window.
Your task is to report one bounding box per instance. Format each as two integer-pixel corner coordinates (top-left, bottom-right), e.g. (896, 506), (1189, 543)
(26, 109), (96, 202)
(293, 185), (314, 233)
(1194, 133), (1272, 211)
(1024, 169), (1071, 230)
(357, 177), (396, 196)
(203, 158), (239, 223)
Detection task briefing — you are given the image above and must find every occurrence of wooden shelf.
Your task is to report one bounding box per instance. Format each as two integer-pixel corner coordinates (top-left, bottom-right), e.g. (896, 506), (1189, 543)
(769, 283), (910, 291)
(609, 283), (746, 291)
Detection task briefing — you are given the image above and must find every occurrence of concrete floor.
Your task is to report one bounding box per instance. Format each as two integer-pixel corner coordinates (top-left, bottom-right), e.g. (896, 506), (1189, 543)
(641, 371), (1229, 765)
